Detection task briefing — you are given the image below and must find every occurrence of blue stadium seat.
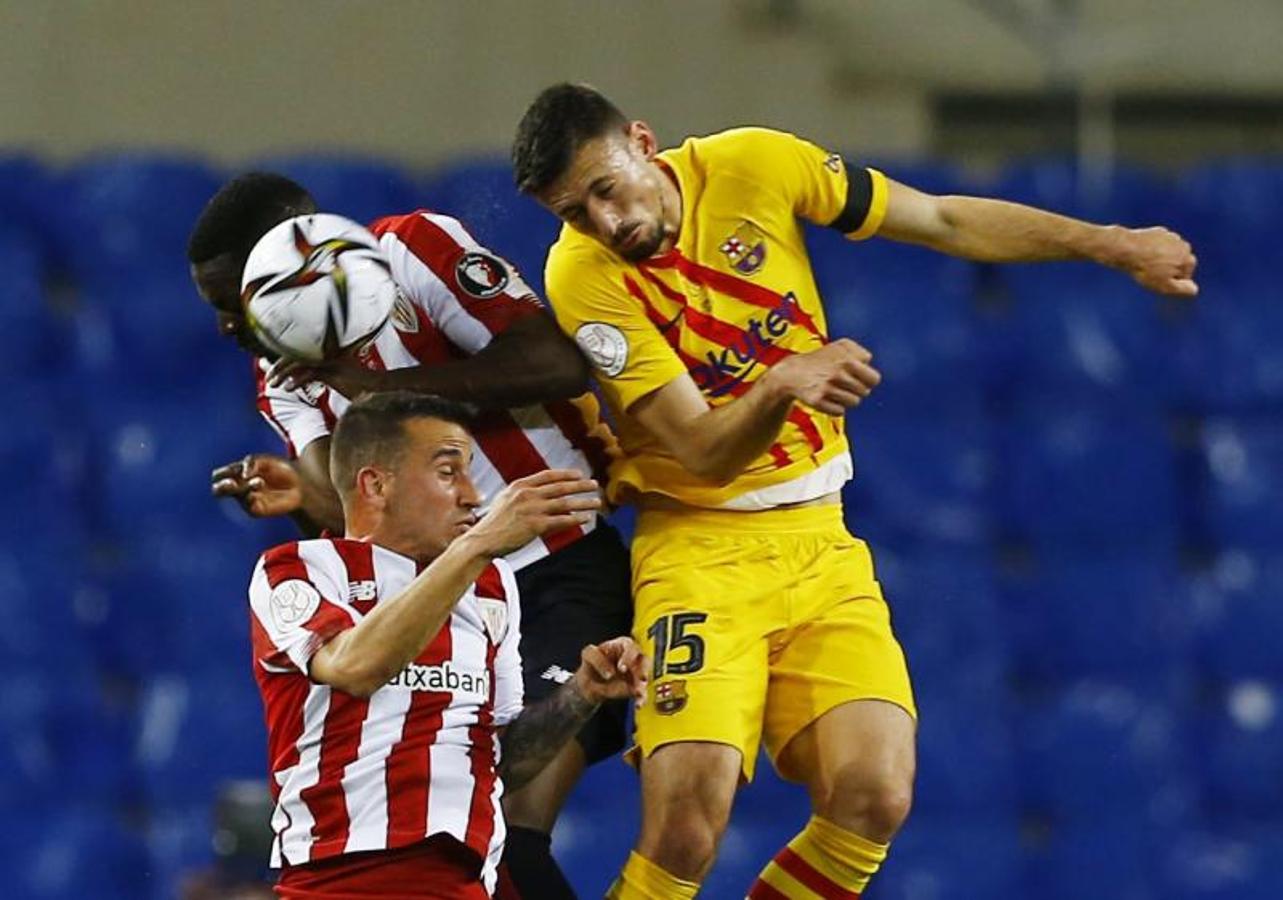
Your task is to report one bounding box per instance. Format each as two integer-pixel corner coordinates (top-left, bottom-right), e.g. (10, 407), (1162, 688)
(845, 414), (995, 548)
(88, 529), (267, 678)
(145, 803), (220, 900)
(999, 270), (1175, 404)
(809, 226), (984, 412)
(1178, 159), (1283, 293)
(1018, 681), (1196, 826)
(1197, 679), (1283, 821)
(871, 548), (1009, 697)
(250, 155), (423, 227)
(3, 807), (151, 900)
(0, 229), (61, 377)
(73, 274), (238, 387)
(136, 671), (266, 807)
(87, 386), (271, 538)
(1023, 819), (1175, 900)
(0, 661), (136, 812)
(1195, 551), (1283, 681)
(424, 159), (561, 297)
(867, 816), (1024, 900)
(998, 402), (1179, 551)
(0, 543), (89, 670)
(57, 155), (222, 286)
(1169, 296), (1283, 412)
(0, 155), (58, 257)
(996, 156), (1190, 228)
(1162, 826), (1283, 900)
(912, 691), (1018, 817)
(1200, 418), (1283, 550)
(555, 760), (640, 896)
(867, 157), (973, 197)
(0, 378), (88, 568)
(1000, 551), (1195, 684)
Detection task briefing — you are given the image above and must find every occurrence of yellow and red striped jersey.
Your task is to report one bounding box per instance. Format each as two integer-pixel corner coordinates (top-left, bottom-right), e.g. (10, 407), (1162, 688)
(546, 127), (888, 508)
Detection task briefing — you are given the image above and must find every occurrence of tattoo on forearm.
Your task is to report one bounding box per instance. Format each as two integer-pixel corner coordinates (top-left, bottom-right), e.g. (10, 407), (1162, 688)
(499, 679), (598, 791)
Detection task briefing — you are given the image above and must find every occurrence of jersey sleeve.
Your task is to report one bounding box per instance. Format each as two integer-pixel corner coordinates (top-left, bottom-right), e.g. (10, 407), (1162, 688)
(735, 127), (888, 240)
(492, 561), (524, 727)
(249, 542), (356, 677)
(545, 243), (689, 412)
(254, 360), (335, 459)
(377, 211), (544, 355)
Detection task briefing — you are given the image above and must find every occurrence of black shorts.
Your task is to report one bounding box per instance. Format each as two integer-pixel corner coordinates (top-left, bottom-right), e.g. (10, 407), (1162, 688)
(514, 521), (633, 765)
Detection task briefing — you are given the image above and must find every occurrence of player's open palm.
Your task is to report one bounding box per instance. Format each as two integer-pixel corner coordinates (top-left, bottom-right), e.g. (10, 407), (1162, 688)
(1117, 225), (1199, 297)
(575, 637), (649, 706)
(211, 453), (303, 518)
(769, 338), (882, 416)
(471, 469), (601, 556)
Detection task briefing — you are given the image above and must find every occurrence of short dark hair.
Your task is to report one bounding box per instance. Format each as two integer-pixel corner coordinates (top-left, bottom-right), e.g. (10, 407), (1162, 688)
(512, 83), (629, 194)
(186, 172), (317, 266)
(329, 391), (476, 495)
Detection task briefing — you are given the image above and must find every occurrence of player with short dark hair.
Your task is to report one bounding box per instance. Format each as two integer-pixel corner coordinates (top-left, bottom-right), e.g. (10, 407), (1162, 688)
(250, 389), (645, 898)
(513, 82), (1199, 899)
(189, 174), (633, 899)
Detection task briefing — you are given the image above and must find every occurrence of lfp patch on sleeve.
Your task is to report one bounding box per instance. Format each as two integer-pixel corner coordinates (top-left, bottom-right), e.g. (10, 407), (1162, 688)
(269, 579), (322, 631)
(574, 321), (629, 377)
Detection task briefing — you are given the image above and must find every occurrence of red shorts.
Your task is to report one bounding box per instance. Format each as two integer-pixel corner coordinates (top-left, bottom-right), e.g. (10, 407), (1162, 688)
(275, 835), (489, 899)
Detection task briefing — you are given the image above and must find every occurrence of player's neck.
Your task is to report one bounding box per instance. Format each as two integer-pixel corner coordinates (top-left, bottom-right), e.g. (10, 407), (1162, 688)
(655, 161), (683, 255)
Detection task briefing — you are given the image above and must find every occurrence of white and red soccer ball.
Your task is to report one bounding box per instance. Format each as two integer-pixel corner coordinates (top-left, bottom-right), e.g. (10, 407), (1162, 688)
(241, 213), (396, 362)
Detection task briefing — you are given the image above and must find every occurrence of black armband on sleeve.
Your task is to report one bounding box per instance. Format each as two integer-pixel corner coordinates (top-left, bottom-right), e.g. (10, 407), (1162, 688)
(827, 162), (875, 234)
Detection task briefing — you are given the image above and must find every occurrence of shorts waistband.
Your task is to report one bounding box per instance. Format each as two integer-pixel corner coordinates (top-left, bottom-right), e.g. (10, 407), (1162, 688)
(636, 501), (846, 536)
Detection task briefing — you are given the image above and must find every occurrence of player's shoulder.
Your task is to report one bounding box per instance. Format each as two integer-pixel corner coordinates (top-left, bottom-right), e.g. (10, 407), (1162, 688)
(665, 126), (802, 171)
(256, 537), (351, 579)
(546, 222), (620, 290)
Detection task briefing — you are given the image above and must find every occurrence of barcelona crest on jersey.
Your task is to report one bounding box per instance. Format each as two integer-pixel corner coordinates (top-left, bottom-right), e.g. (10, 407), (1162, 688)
(718, 221), (767, 276)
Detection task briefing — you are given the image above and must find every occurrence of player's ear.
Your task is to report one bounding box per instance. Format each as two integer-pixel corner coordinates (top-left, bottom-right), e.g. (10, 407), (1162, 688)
(628, 121), (659, 161)
(355, 466), (388, 504)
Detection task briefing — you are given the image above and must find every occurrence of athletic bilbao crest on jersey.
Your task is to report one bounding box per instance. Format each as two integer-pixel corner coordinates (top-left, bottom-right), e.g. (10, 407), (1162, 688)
(719, 221), (767, 275)
(389, 289), (419, 334)
(654, 680), (688, 715)
(455, 252), (509, 298)
(477, 597), (509, 643)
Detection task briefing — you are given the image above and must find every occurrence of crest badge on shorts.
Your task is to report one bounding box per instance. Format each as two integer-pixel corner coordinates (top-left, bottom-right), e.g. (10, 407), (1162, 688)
(477, 597), (509, 644)
(455, 252), (510, 298)
(718, 221), (767, 276)
(654, 680), (688, 715)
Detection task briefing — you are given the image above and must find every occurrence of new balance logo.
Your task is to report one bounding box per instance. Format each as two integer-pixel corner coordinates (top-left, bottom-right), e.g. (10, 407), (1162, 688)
(541, 665), (575, 685)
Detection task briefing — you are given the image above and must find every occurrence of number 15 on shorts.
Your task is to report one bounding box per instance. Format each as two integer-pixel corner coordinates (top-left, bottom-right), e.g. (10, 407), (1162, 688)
(647, 612), (708, 679)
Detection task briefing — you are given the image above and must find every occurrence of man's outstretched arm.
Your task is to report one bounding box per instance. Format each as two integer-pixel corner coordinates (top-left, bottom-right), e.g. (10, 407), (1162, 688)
(876, 179), (1199, 297)
(499, 637), (647, 791)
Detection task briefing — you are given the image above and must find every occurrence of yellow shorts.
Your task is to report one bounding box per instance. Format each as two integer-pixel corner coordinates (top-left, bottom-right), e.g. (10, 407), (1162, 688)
(630, 503), (916, 781)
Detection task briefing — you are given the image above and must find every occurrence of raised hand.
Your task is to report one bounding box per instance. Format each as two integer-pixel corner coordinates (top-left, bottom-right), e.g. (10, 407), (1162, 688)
(266, 356), (387, 398)
(764, 338), (882, 416)
(1113, 225), (1199, 297)
(574, 636), (649, 706)
(466, 469), (602, 557)
(210, 453), (303, 518)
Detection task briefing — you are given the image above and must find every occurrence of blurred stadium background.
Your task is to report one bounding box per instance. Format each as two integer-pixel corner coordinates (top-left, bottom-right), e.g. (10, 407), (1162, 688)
(3, 1), (1282, 897)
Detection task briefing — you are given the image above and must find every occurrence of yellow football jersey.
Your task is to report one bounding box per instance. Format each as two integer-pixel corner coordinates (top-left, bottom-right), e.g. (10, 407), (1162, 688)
(545, 127), (888, 507)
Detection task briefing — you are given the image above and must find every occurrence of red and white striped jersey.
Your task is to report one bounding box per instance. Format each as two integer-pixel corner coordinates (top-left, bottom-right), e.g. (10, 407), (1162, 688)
(249, 537), (522, 892)
(255, 210), (617, 570)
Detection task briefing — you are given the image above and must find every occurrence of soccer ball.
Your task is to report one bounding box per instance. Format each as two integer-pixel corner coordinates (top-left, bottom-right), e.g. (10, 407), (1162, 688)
(240, 213), (396, 362)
